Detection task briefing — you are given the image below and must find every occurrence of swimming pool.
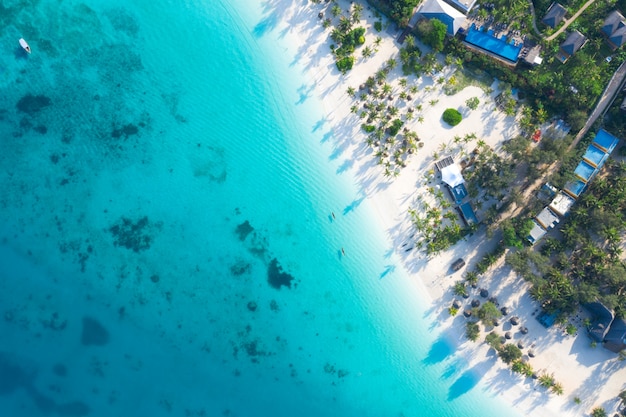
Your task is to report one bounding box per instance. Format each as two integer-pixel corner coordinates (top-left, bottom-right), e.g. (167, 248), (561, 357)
(582, 144), (607, 167)
(458, 202), (478, 225)
(565, 179), (587, 198)
(574, 161), (597, 182)
(593, 129), (620, 153)
(464, 24), (522, 63)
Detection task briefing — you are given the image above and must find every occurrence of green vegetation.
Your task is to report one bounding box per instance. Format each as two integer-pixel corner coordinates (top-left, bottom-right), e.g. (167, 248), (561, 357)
(374, 21), (382, 32)
(466, 321), (480, 341)
(387, 119), (404, 136)
(475, 301), (502, 326)
(442, 108), (462, 126)
(465, 97), (479, 111)
(498, 343), (522, 364)
(501, 218), (534, 249)
(591, 407), (607, 417)
(485, 331), (502, 350)
(366, 0), (419, 27)
(336, 56), (355, 73)
(511, 360), (533, 377)
(416, 18), (447, 52)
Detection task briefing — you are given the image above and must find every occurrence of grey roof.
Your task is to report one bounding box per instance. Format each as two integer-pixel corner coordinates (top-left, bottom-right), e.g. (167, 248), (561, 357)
(542, 3), (567, 28)
(602, 10), (626, 37)
(560, 30), (586, 56)
(585, 302), (614, 343)
(604, 317), (626, 353)
(527, 220), (547, 244)
(535, 207), (560, 230)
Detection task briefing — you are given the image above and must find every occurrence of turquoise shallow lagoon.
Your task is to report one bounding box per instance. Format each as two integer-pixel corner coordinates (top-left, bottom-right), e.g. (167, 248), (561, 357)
(0, 1), (523, 416)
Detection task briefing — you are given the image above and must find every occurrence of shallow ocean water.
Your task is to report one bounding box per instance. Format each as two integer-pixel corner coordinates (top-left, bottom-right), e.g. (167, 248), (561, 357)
(0, 1), (522, 416)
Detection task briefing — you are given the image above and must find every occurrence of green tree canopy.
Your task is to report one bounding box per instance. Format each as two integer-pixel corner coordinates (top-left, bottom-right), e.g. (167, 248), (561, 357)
(498, 344), (522, 364)
(476, 302), (502, 326)
(417, 18), (447, 52)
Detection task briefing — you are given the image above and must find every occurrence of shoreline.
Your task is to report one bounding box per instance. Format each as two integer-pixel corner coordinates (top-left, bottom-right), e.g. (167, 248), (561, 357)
(266, 1), (626, 416)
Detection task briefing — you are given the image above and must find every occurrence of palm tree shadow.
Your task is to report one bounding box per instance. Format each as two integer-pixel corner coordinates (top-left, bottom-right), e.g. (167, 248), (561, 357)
(253, 13), (279, 37)
(343, 196), (364, 215)
(380, 264), (395, 279)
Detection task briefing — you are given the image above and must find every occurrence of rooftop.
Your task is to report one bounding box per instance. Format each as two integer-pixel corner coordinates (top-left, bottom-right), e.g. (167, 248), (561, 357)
(542, 3), (567, 28)
(535, 207), (560, 230)
(417, 0), (467, 36)
(548, 192), (575, 217)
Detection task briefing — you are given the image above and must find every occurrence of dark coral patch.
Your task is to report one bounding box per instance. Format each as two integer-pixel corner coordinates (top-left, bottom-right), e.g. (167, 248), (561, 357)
(81, 317), (110, 346)
(235, 220), (253, 241)
(267, 258), (294, 289)
(111, 123), (139, 139)
(109, 216), (155, 252)
(16, 94), (51, 114)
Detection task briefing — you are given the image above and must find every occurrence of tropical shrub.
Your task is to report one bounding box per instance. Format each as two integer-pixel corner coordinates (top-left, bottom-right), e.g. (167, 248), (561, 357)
(442, 108), (462, 126)
(336, 56), (355, 73)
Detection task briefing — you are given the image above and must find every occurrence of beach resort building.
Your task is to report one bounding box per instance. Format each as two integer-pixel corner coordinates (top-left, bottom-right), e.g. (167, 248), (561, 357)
(557, 30), (587, 63)
(414, 0), (466, 36)
(541, 3), (567, 28)
(435, 157), (478, 226)
(585, 302), (626, 353)
(601, 10), (626, 50)
(604, 318), (626, 353)
(442, 0), (477, 14)
(528, 130), (621, 245)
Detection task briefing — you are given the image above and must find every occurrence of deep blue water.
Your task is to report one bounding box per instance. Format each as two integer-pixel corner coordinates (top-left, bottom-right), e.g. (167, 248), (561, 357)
(0, 1), (522, 416)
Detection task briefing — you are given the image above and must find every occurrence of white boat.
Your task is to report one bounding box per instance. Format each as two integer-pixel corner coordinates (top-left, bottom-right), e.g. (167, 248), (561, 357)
(19, 38), (31, 54)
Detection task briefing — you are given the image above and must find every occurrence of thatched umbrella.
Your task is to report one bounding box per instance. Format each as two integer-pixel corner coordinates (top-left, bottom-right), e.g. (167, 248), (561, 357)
(463, 309), (472, 317)
(462, 292), (470, 299)
(453, 300), (462, 309)
(318, 12), (324, 19)
(493, 319), (500, 326)
(488, 296), (499, 306)
(500, 306), (510, 316)
(480, 288), (489, 298)
(517, 340), (525, 349)
(505, 331), (512, 339)
(510, 316), (520, 326)
(528, 350), (535, 358)
(471, 299), (481, 308)
(520, 326), (529, 334)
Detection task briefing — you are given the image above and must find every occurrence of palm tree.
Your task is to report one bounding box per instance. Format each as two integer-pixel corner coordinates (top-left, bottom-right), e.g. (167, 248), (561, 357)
(550, 382), (564, 395)
(405, 34), (415, 49)
(330, 4), (342, 18)
(386, 58), (397, 71)
(346, 86), (356, 97)
(350, 3), (363, 23)
(338, 16), (352, 33)
(361, 46), (373, 58)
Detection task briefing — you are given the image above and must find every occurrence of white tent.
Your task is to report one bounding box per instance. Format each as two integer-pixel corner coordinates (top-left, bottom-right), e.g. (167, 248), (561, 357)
(441, 164), (465, 187)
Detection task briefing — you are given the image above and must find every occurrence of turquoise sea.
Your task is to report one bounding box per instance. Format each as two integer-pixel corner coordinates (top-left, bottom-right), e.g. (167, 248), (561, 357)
(0, 1), (523, 416)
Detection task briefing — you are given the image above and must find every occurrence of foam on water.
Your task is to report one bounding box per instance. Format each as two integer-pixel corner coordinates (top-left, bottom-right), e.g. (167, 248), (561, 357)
(0, 1), (522, 416)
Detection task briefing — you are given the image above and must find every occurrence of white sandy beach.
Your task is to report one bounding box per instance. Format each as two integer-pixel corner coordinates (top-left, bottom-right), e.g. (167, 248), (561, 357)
(268, 0), (626, 416)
